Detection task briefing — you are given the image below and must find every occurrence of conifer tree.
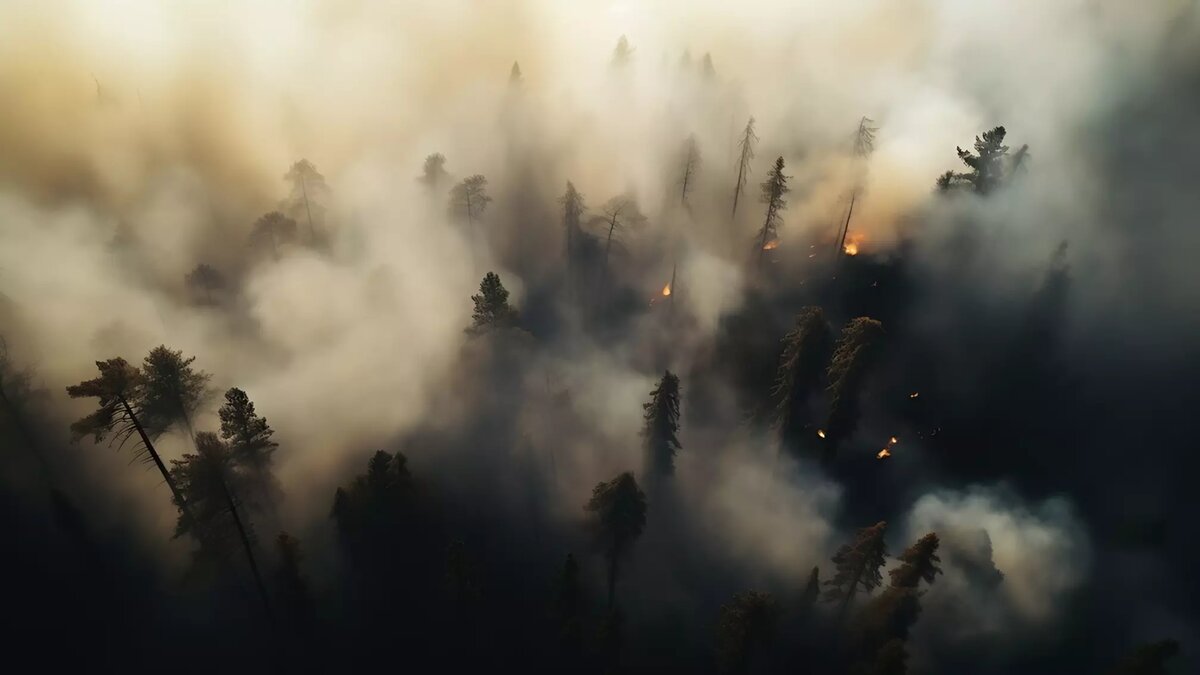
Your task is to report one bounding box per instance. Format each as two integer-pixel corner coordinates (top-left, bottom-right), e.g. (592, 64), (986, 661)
(274, 532), (314, 632)
(850, 533), (943, 675)
(611, 35), (633, 68)
(642, 371), (682, 480)
(730, 117), (758, 219)
(770, 307), (832, 450)
(824, 521), (888, 616)
(801, 566), (821, 611)
(250, 211), (298, 259)
(585, 472), (647, 609)
(284, 159), (327, 241)
(756, 157), (789, 266)
(562, 181), (586, 276)
(823, 318), (884, 461)
(468, 272), (519, 335)
(716, 591), (779, 674)
(935, 126), (1028, 195)
(137, 345), (211, 439)
(551, 553), (584, 660)
(419, 153), (449, 193)
(185, 264), (225, 305)
(679, 134), (701, 208)
(449, 174), (492, 226)
(219, 387), (280, 511)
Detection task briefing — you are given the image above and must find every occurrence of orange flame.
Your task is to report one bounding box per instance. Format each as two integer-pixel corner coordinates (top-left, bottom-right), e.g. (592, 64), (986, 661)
(817, 429), (826, 439)
(877, 436), (898, 460)
(661, 283), (671, 297)
(762, 239), (780, 251)
(909, 392), (920, 399)
(843, 232), (866, 256)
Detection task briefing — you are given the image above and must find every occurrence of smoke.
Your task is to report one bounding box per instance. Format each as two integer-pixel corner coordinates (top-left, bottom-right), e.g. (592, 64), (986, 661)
(1, 0), (1198, 671)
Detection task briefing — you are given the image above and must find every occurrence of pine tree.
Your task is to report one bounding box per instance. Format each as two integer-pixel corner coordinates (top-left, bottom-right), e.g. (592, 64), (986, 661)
(679, 134), (701, 208)
(283, 159), (328, 241)
(218, 387), (280, 512)
(756, 157), (789, 266)
(716, 591), (779, 673)
(935, 126), (1028, 195)
(509, 61), (523, 85)
(770, 307), (832, 451)
(801, 566), (821, 610)
(449, 174), (491, 226)
(185, 263), (225, 305)
(551, 553), (584, 660)
(824, 521), (888, 616)
(642, 371), (682, 480)
(274, 532), (314, 632)
(823, 318), (884, 461)
(730, 117), (758, 219)
(585, 472), (647, 609)
(419, 153), (449, 193)
(67, 358), (198, 531)
(850, 533), (943, 675)
(888, 533), (941, 589)
(611, 35), (633, 68)
(562, 181), (586, 276)
(249, 211), (298, 259)
(137, 345), (211, 439)
(171, 432), (272, 619)
(468, 272), (519, 335)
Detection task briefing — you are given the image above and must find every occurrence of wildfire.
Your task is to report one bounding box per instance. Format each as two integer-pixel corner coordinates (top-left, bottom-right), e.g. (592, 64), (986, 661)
(817, 429), (826, 439)
(877, 436), (898, 460)
(661, 283), (672, 297)
(843, 232), (866, 256)
(762, 239), (781, 251)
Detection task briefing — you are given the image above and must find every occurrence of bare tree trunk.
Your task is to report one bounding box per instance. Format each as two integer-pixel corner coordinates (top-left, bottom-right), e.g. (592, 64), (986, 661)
(300, 175), (315, 243)
(217, 473), (274, 622)
(607, 553), (618, 611)
(837, 562), (864, 619)
(756, 206), (775, 267)
(835, 190), (857, 261)
(119, 395), (196, 526)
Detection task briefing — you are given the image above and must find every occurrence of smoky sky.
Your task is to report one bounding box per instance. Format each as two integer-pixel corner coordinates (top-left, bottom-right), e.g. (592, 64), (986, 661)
(1, 1), (1199, 672)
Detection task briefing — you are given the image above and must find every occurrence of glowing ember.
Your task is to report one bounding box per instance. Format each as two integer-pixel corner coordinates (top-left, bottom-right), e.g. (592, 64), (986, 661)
(816, 429), (826, 439)
(909, 392), (920, 399)
(843, 232), (866, 256)
(877, 448), (891, 459)
(762, 239), (781, 250)
(661, 283), (671, 297)
(877, 436), (898, 460)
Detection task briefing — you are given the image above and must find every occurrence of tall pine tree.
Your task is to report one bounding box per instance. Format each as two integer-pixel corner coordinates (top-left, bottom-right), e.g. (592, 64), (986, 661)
(642, 371), (682, 481)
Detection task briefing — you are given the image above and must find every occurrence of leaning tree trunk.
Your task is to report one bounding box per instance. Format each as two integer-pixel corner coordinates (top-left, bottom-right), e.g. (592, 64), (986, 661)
(216, 473), (274, 622)
(607, 553), (619, 611)
(119, 395), (198, 528)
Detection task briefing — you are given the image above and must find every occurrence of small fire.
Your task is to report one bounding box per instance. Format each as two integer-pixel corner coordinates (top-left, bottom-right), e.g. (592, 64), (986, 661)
(843, 232), (866, 256)
(817, 429), (826, 439)
(877, 436), (898, 460)
(661, 283), (671, 297)
(762, 239), (781, 251)
(909, 392), (920, 399)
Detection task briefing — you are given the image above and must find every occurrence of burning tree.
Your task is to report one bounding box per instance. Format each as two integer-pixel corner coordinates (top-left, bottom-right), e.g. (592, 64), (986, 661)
(283, 159), (328, 242)
(835, 117), (879, 260)
(642, 371), (682, 481)
(823, 318), (884, 462)
(184, 263), (225, 305)
(824, 520), (888, 617)
(715, 591), (779, 674)
(449, 174), (492, 226)
(467, 272), (519, 335)
(756, 157), (789, 266)
(730, 117), (758, 219)
(249, 211), (298, 259)
(679, 134), (701, 208)
(935, 126), (1028, 195)
(585, 472), (647, 609)
(170, 431), (272, 618)
(219, 387), (281, 513)
(418, 153), (450, 193)
(770, 307), (832, 452)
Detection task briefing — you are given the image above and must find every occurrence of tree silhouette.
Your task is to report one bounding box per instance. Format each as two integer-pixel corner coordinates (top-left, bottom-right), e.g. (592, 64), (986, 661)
(756, 157), (789, 266)
(419, 153), (450, 194)
(679, 134), (701, 208)
(551, 553), (585, 661)
(449, 174), (492, 226)
(585, 472), (647, 609)
(836, 117), (879, 259)
(1105, 640), (1181, 675)
(250, 211), (298, 260)
(889, 533), (942, 589)
(801, 566), (821, 611)
(590, 195), (647, 270)
(185, 264), (225, 305)
(850, 532), (943, 674)
(824, 521), (888, 616)
(67, 358), (197, 529)
(935, 126), (1027, 195)
(137, 345), (211, 439)
(331, 450), (413, 539)
(715, 591), (779, 673)
(770, 307), (832, 451)
(731, 117), (758, 219)
(218, 387), (280, 512)
(0, 337), (50, 478)
(700, 53), (717, 80)
(509, 61), (523, 85)
(823, 318), (884, 461)
(562, 181), (586, 270)
(274, 532), (314, 632)
(611, 35), (633, 68)
(170, 431), (273, 619)
(468, 272), (519, 335)
(283, 159), (328, 241)
(642, 371), (682, 481)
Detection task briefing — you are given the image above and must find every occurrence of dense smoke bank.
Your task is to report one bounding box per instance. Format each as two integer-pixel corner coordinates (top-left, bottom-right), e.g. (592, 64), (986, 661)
(1, 1), (1198, 672)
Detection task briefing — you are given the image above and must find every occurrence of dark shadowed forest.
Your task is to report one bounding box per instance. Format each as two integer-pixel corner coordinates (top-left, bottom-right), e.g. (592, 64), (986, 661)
(1, 1), (1198, 673)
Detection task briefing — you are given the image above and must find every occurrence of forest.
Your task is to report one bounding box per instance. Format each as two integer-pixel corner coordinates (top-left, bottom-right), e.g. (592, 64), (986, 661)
(1, 1), (1198, 673)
